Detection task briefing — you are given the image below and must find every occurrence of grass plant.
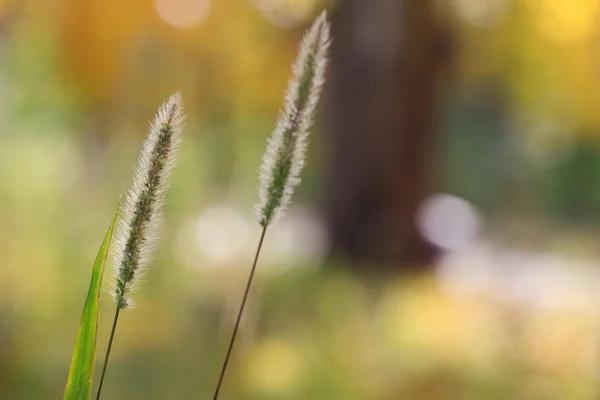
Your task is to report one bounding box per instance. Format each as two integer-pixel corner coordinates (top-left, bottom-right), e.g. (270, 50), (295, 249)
(211, 12), (330, 400)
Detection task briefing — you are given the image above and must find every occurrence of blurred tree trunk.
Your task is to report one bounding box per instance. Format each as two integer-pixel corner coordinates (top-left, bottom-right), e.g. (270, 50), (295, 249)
(324, 0), (452, 270)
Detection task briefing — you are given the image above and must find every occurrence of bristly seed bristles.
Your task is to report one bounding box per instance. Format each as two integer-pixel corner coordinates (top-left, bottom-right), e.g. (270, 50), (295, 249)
(255, 11), (330, 227)
(111, 92), (185, 309)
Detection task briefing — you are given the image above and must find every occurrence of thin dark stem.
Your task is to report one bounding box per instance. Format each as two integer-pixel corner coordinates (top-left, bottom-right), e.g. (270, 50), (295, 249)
(212, 225), (268, 400)
(95, 305), (121, 400)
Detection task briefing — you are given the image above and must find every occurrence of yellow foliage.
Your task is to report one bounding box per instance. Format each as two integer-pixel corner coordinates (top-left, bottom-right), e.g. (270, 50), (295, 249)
(380, 277), (502, 370)
(457, 0), (600, 133)
(56, 0), (322, 117)
(533, 0), (598, 43)
(246, 337), (305, 394)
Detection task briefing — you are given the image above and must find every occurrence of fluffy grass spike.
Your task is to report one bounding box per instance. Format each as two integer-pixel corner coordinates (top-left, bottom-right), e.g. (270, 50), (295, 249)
(255, 11), (330, 227)
(95, 92), (184, 400)
(212, 12), (330, 400)
(112, 92), (184, 310)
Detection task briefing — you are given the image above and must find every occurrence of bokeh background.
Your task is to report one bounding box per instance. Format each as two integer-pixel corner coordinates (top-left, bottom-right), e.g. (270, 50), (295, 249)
(2, 0), (600, 398)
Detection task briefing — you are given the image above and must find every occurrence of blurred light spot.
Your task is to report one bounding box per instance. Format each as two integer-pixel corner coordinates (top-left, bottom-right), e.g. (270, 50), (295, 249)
(534, 0), (598, 43)
(195, 204), (249, 264)
(495, 253), (598, 310)
(510, 112), (574, 168)
(188, 203), (250, 266)
(247, 338), (303, 393)
(416, 194), (479, 251)
(437, 242), (600, 313)
(452, 0), (510, 28)
(436, 242), (496, 295)
(263, 207), (327, 268)
(154, 0), (211, 29)
(247, 0), (318, 27)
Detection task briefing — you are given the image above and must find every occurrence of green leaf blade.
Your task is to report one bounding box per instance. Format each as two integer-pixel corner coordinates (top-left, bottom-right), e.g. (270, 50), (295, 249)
(63, 208), (118, 400)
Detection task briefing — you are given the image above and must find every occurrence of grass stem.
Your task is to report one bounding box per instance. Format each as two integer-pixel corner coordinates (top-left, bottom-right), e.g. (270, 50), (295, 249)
(95, 305), (121, 400)
(212, 225), (268, 400)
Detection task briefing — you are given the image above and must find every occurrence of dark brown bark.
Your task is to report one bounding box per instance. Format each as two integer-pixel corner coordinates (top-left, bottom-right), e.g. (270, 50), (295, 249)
(324, 0), (452, 270)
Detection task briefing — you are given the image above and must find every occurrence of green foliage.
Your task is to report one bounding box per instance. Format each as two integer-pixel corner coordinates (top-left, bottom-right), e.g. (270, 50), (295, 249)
(63, 207), (119, 400)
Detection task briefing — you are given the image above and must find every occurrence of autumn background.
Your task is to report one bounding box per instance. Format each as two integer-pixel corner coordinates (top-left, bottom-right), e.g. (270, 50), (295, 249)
(2, 0), (600, 398)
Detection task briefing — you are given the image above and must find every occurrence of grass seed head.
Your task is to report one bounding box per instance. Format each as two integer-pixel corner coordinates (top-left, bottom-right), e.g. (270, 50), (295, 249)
(255, 12), (330, 227)
(112, 92), (184, 309)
